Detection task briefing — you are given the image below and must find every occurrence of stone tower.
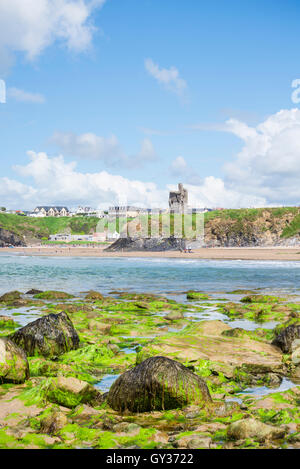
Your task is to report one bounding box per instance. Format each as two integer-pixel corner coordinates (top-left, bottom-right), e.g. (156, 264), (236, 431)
(169, 183), (188, 213)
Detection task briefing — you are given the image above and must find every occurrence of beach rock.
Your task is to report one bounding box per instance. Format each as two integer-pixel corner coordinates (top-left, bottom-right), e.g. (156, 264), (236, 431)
(291, 346), (300, 365)
(174, 435), (212, 449)
(26, 289), (43, 295)
(72, 404), (101, 423)
(241, 295), (267, 303)
(56, 303), (94, 314)
(0, 337), (29, 383)
(47, 376), (102, 408)
(40, 409), (68, 434)
(10, 299), (32, 307)
(33, 291), (74, 300)
(107, 356), (212, 413)
(0, 316), (17, 327)
(10, 312), (80, 358)
(227, 418), (286, 442)
(136, 320), (283, 374)
(88, 320), (111, 334)
(186, 291), (210, 300)
(85, 291), (104, 301)
(105, 236), (186, 252)
(272, 324), (300, 353)
(0, 291), (22, 302)
(165, 311), (184, 321)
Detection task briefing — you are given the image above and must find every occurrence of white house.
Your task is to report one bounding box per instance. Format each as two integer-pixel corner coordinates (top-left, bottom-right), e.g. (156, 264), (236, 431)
(33, 206), (70, 217)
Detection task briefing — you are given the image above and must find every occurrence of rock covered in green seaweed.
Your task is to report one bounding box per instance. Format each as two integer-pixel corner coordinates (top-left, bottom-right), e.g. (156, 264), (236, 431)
(272, 324), (300, 353)
(34, 291), (74, 300)
(107, 356), (212, 413)
(47, 376), (102, 408)
(227, 418), (286, 442)
(85, 291), (104, 301)
(0, 337), (29, 383)
(10, 312), (80, 358)
(0, 291), (22, 303)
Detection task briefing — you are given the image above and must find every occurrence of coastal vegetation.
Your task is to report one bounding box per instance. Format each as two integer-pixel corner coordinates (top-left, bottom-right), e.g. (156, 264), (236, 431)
(2, 207), (300, 247)
(0, 286), (299, 449)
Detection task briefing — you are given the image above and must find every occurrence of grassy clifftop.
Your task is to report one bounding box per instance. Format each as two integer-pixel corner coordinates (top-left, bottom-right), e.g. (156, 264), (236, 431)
(1, 207), (300, 246)
(0, 214), (100, 240)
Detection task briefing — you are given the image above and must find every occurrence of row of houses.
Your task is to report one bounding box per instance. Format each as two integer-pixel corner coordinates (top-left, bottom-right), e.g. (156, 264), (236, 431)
(2, 205), (216, 218)
(49, 231), (120, 243)
(27, 206), (105, 218)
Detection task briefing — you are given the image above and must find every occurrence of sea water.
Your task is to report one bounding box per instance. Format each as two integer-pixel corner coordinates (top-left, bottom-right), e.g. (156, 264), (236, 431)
(0, 254), (300, 297)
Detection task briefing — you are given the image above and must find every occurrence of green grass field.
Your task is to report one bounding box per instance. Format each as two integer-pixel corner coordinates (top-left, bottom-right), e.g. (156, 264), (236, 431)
(1, 206), (300, 240)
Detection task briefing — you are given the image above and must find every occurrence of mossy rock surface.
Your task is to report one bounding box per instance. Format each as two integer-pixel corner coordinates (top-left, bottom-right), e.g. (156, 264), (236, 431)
(272, 324), (300, 353)
(85, 291), (104, 301)
(0, 291), (22, 303)
(241, 295), (282, 304)
(0, 337), (29, 384)
(34, 291), (74, 300)
(10, 312), (80, 358)
(47, 376), (102, 408)
(186, 291), (210, 301)
(107, 356), (212, 413)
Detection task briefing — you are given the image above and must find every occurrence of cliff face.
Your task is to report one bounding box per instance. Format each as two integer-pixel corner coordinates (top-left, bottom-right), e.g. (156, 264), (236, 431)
(0, 228), (25, 247)
(108, 208), (300, 251)
(204, 209), (300, 247)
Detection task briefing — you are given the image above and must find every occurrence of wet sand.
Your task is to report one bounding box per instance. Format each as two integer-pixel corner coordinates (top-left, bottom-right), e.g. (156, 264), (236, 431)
(1, 246), (300, 260)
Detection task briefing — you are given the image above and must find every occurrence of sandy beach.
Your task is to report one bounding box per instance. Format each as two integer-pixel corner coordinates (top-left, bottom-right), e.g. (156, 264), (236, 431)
(1, 245), (300, 260)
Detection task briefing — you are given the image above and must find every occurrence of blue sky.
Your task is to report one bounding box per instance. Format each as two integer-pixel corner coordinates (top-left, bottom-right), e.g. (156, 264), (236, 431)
(1, 0), (300, 209)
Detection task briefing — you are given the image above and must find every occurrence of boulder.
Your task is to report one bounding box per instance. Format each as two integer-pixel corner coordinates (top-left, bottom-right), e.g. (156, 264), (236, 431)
(85, 291), (104, 301)
(0, 337), (29, 383)
(105, 237), (186, 252)
(34, 291), (74, 300)
(40, 409), (68, 434)
(26, 289), (43, 295)
(87, 320), (111, 334)
(10, 312), (80, 358)
(0, 291), (22, 302)
(174, 435), (212, 449)
(107, 356), (212, 413)
(47, 376), (102, 408)
(0, 316), (17, 328)
(272, 324), (300, 353)
(227, 418), (285, 442)
(291, 346), (300, 365)
(186, 291), (210, 300)
(164, 311), (184, 321)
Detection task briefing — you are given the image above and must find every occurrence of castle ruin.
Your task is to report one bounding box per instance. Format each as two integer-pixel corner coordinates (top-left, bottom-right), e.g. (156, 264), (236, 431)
(169, 183), (188, 213)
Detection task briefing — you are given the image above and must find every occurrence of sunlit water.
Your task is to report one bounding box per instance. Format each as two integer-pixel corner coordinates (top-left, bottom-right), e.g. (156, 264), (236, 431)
(1, 254), (299, 399)
(1, 254), (300, 297)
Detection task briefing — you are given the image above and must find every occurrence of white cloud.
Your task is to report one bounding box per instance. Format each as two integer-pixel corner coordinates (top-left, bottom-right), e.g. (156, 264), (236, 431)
(0, 177), (37, 208)
(51, 131), (157, 168)
(170, 156), (187, 174)
(8, 87), (45, 103)
(8, 151), (166, 209)
(169, 156), (203, 186)
(223, 108), (300, 205)
(183, 179), (266, 209)
(0, 150), (267, 211)
(4, 108), (300, 211)
(144, 58), (187, 96)
(0, 0), (105, 69)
